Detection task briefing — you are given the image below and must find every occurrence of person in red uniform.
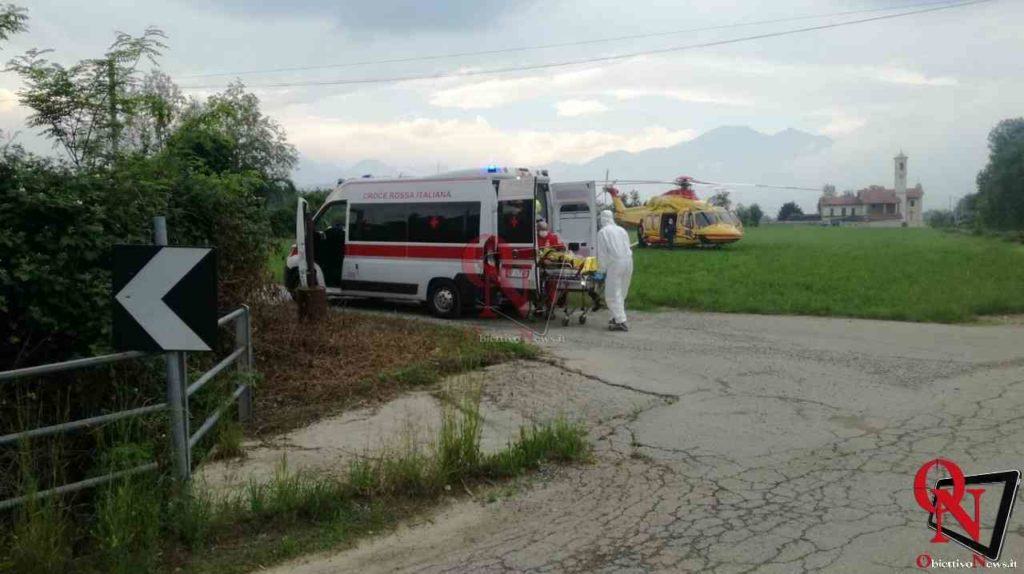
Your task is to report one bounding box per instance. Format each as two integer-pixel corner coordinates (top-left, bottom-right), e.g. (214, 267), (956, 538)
(536, 220), (563, 249)
(536, 220), (565, 316)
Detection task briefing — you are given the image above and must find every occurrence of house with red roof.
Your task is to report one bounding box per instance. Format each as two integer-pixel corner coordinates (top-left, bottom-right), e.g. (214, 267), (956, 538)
(818, 152), (924, 227)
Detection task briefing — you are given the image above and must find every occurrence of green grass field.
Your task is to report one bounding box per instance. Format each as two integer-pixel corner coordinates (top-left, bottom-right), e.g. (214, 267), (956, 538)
(628, 226), (1024, 323)
(268, 237), (293, 284)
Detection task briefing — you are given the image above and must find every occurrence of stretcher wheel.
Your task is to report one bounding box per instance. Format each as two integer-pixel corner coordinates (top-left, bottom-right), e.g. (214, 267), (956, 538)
(562, 317), (570, 327)
(579, 315), (587, 325)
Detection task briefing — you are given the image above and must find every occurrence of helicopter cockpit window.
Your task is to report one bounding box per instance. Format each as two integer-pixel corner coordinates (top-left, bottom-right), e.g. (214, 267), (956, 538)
(695, 212), (714, 228)
(714, 209), (740, 226)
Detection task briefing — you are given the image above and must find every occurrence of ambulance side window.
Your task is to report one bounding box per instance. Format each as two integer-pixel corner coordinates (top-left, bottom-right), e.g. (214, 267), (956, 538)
(407, 202), (481, 244)
(535, 183), (551, 223)
(349, 203), (408, 242)
(498, 200), (534, 244)
(316, 202), (347, 232)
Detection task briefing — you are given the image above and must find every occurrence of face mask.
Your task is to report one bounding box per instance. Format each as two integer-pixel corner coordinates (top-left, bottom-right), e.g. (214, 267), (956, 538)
(539, 231), (549, 238)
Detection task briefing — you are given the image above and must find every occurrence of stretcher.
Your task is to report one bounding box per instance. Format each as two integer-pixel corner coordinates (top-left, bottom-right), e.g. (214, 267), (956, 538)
(536, 247), (603, 326)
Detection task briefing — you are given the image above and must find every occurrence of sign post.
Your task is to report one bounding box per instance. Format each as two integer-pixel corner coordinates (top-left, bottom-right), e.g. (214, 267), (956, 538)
(156, 217), (189, 481)
(111, 216), (217, 482)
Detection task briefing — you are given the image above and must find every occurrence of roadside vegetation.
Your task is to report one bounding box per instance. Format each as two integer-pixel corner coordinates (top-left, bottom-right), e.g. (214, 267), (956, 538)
(2, 383), (590, 573)
(252, 303), (537, 435)
(630, 226), (1024, 323)
(0, 8), (553, 574)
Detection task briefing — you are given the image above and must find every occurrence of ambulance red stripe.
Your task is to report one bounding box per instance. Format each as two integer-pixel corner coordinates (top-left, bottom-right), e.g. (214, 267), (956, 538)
(346, 244), (485, 259)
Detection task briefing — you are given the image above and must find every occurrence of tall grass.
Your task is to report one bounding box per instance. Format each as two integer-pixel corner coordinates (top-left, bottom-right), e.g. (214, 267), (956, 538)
(4, 486), (72, 574)
(93, 477), (162, 574)
(629, 226), (1024, 322)
(1, 381), (589, 574)
(482, 418), (592, 478)
(436, 384), (483, 480)
(2, 442), (73, 574)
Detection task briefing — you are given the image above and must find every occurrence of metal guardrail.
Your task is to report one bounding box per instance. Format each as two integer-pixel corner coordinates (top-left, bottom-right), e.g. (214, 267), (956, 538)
(0, 305), (253, 511)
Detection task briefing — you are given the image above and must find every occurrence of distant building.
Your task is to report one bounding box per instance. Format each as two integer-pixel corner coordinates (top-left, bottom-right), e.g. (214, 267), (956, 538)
(818, 152), (924, 227)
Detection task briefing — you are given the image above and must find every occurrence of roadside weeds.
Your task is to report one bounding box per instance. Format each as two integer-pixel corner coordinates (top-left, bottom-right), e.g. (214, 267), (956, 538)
(2, 380), (590, 574)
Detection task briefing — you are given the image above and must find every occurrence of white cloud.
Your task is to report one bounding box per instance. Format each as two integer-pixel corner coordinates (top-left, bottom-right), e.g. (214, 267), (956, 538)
(429, 76), (546, 110)
(556, 99), (609, 117)
(282, 114), (695, 166)
(428, 68), (605, 110)
(656, 54), (958, 89)
(610, 88), (753, 107)
(861, 66), (958, 87)
(812, 110), (868, 137)
(425, 62), (760, 112)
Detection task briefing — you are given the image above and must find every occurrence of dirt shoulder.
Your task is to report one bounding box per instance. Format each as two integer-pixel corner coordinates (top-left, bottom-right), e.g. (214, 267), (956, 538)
(248, 304), (534, 436)
(200, 359), (662, 491)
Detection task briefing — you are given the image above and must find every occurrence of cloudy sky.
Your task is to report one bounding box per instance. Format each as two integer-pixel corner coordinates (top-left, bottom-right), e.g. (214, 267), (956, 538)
(2, 0), (1021, 210)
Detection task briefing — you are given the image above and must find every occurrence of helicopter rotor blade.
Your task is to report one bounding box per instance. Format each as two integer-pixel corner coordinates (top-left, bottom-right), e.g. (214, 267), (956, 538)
(691, 178), (821, 192)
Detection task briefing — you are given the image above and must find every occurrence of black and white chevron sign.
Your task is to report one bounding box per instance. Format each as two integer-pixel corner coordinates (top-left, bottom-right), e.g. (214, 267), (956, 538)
(112, 245), (217, 352)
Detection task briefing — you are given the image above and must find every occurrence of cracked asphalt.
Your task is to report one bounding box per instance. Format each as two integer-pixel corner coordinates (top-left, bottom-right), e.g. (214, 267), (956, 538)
(271, 310), (1024, 573)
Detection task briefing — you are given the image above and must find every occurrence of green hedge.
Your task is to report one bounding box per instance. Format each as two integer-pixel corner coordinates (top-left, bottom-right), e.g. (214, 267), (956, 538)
(0, 147), (273, 369)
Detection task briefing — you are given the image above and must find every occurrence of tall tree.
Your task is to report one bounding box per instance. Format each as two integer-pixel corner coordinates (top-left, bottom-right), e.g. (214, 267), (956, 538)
(976, 118), (1024, 229)
(179, 82), (297, 183)
(709, 190), (731, 209)
(747, 203), (763, 227)
(122, 69), (186, 155)
(956, 193), (979, 225)
(6, 27), (167, 167)
(623, 189), (642, 207)
(777, 201), (804, 221)
(735, 203), (764, 227)
(0, 3), (27, 47)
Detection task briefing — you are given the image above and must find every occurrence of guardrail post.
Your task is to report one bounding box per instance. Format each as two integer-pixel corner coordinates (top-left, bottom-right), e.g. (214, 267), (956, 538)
(236, 305), (253, 424)
(156, 216), (192, 482)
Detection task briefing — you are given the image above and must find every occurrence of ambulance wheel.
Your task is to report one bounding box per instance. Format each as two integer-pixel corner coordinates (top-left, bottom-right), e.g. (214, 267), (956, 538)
(427, 279), (461, 318)
(637, 225), (648, 248)
(561, 317), (570, 327)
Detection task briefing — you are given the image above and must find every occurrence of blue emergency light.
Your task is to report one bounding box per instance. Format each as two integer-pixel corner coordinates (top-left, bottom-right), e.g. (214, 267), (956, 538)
(486, 165), (499, 173)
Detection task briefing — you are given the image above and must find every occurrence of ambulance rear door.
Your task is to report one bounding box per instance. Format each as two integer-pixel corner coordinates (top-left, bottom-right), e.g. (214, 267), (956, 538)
(550, 181), (597, 256)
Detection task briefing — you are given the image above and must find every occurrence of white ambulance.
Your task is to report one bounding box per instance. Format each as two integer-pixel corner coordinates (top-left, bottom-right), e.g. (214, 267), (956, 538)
(285, 167), (597, 317)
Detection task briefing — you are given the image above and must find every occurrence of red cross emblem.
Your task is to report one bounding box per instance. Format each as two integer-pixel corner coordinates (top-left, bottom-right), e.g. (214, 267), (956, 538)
(509, 216), (519, 228)
(429, 216), (440, 229)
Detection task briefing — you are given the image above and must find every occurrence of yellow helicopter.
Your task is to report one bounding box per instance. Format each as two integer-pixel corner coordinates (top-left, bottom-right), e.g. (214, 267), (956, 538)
(606, 176), (744, 248)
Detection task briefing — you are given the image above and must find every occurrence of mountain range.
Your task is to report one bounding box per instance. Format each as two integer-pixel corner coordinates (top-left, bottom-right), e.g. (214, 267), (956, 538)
(290, 126), (915, 216)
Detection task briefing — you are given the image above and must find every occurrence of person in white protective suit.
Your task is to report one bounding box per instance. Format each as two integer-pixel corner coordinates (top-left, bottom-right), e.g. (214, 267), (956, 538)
(597, 210), (634, 331)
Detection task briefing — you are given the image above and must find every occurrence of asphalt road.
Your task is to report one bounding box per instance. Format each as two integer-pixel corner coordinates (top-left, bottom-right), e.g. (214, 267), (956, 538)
(273, 310), (1024, 573)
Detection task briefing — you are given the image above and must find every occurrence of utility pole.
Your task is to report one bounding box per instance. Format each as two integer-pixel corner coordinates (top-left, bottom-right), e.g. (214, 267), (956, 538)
(107, 59), (119, 158)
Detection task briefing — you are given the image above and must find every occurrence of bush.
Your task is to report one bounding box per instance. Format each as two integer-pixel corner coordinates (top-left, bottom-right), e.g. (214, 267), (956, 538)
(0, 147), (274, 368)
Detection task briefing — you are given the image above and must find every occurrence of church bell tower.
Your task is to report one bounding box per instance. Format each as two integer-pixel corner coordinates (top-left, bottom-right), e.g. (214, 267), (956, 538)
(894, 151), (908, 224)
